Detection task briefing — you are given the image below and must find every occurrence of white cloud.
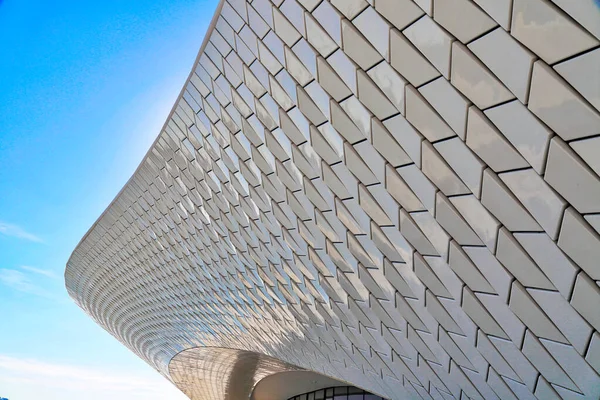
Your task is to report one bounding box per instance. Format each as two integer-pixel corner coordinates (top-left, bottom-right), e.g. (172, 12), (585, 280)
(20, 265), (58, 279)
(0, 269), (56, 299)
(0, 355), (188, 400)
(0, 221), (43, 242)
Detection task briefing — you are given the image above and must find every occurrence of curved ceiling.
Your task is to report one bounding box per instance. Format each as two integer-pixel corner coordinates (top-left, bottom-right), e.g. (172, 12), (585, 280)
(168, 347), (352, 400)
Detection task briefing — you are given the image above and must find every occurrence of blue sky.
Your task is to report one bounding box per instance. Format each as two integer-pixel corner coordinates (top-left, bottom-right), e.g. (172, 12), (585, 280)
(0, 0), (218, 398)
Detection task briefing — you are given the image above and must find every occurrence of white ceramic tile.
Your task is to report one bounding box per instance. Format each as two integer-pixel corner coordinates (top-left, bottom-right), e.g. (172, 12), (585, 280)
(304, 12), (338, 57)
(450, 195), (500, 252)
(413, 0), (433, 16)
(465, 246), (512, 301)
(499, 168), (566, 240)
(286, 45), (313, 85)
(280, 0), (306, 34)
(244, 65), (267, 97)
(292, 37), (319, 75)
(217, 17), (236, 48)
(313, 123), (342, 162)
(390, 30), (441, 87)
(296, 0), (320, 12)
(472, 0), (513, 30)
(411, 212), (450, 259)
(287, 107), (311, 143)
(419, 78), (469, 139)
(405, 86), (456, 142)
(496, 228), (554, 290)
(528, 61), (600, 141)
(247, 3), (270, 37)
(514, 232), (578, 299)
(545, 137), (600, 214)
(540, 338), (600, 399)
(296, 85), (327, 126)
(330, 101), (365, 143)
(481, 169), (542, 232)
(586, 332), (600, 376)
(463, 289), (507, 338)
(354, 140), (386, 184)
(359, 184), (393, 226)
(422, 142), (469, 196)
(466, 107), (529, 172)
(433, 0), (497, 43)
(326, 49), (358, 94)
(529, 288), (592, 355)
(571, 273), (600, 332)
(435, 194), (483, 246)
(570, 136), (600, 177)
(341, 19), (383, 70)
(385, 165), (425, 212)
(533, 377), (562, 400)
(488, 335), (537, 387)
(313, 0), (342, 45)
(550, 0), (600, 40)
(400, 211), (439, 255)
(357, 70), (399, 120)
(555, 48), (600, 112)
(511, 0), (599, 64)
(275, 69), (298, 104)
(397, 164), (436, 213)
(352, 6), (391, 60)
(316, 57), (351, 102)
(558, 208), (600, 280)
(340, 95), (372, 139)
(451, 42), (515, 109)
(273, 8), (301, 47)
(469, 28), (535, 103)
(382, 114), (423, 166)
(251, 0), (274, 28)
(435, 138), (485, 198)
(375, 0), (423, 31)
(223, 1), (247, 28)
(367, 61), (406, 115)
(485, 100), (552, 174)
(448, 242), (495, 293)
(372, 119), (411, 167)
(330, 0), (368, 19)
(585, 214), (600, 236)
(404, 15), (453, 78)
(521, 332), (578, 390)
(509, 282), (568, 343)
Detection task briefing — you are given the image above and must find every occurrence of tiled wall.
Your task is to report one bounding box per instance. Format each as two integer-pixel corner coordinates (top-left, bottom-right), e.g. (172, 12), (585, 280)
(65, 0), (600, 399)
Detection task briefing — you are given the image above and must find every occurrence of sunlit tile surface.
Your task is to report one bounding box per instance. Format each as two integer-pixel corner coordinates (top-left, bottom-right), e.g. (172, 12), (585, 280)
(65, 1), (600, 399)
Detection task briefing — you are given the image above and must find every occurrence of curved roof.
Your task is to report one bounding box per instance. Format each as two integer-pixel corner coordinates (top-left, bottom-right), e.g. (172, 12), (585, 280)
(66, 1), (600, 399)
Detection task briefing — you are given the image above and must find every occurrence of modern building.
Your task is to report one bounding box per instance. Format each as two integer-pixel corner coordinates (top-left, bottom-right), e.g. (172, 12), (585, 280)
(65, 1), (600, 399)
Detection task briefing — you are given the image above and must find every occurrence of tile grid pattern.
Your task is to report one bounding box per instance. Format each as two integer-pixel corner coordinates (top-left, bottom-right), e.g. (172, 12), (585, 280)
(65, 0), (600, 399)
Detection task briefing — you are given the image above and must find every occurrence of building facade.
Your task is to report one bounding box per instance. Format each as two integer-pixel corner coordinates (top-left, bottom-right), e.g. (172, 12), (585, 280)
(65, 0), (600, 399)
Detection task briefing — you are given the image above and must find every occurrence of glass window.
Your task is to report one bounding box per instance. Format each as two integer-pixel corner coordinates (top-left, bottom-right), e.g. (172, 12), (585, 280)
(287, 386), (384, 400)
(334, 387), (348, 395)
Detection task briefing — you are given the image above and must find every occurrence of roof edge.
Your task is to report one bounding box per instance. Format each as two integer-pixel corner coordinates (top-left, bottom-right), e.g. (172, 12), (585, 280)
(64, 0), (226, 289)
